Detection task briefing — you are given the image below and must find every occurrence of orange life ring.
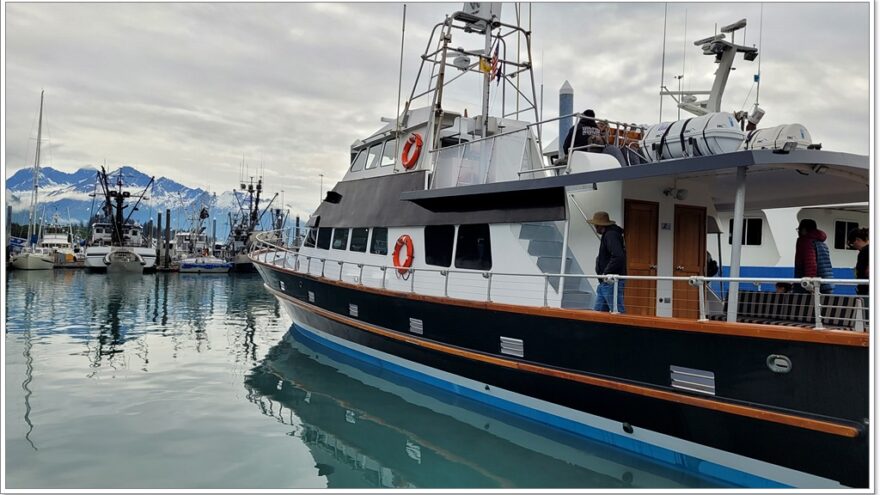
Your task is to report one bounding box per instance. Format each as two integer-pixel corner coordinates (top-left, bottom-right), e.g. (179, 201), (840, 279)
(401, 133), (423, 170)
(392, 234), (414, 275)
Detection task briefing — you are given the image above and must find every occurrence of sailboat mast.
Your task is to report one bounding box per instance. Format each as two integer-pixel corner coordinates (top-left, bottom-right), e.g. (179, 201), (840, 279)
(26, 90), (44, 248)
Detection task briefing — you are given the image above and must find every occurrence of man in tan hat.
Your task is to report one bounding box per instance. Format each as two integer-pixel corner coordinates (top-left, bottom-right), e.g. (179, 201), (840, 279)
(587, 211), (627, 313)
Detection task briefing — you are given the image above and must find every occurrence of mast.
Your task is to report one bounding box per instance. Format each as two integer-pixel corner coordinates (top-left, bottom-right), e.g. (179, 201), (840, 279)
(26, 90), (44, 248)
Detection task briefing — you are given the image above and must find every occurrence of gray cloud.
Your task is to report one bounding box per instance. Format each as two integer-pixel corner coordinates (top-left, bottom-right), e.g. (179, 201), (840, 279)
(4, 2), (869, 221)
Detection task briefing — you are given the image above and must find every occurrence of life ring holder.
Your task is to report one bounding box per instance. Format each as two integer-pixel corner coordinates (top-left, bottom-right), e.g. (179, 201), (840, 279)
(392, 234), (415, 277)
(401, 133), (423, 170)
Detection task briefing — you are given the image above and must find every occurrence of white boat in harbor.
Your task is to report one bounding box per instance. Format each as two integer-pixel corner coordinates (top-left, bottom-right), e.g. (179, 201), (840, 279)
(251, 6), (868, 489)
(179, 255), (232, 274)
(11, 90), (53, 271)
(83, 167), (156, 274)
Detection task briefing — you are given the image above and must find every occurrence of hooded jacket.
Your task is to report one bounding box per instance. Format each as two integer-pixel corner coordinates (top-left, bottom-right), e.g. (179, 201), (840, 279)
(794, 229), (832, 278)
(596, 224), (627, 276)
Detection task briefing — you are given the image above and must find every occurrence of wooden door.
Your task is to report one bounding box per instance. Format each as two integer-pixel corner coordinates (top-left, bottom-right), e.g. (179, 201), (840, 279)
(624, 200), (658, 316)
(673, 205), (707, 319)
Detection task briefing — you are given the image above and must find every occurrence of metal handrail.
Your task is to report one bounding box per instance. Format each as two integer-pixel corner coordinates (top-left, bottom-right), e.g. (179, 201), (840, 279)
(429, 111), (645, 153)
(251, 229), (869, 331)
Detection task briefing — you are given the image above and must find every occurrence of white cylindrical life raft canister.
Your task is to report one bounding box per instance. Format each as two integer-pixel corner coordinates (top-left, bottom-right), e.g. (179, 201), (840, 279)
(741, 124), (812, 151)
(638, 112), (744, 162)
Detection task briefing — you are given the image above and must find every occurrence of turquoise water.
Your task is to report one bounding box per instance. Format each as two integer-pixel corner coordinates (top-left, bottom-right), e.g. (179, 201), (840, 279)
(5, 269), (725, 489)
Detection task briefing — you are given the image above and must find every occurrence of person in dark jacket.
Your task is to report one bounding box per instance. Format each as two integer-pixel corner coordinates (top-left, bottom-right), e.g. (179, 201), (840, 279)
(587, 211), (626, 312)
(848, 227), (869, 296)
(793, 218), (833, 293)
(562, 109), (603, 160)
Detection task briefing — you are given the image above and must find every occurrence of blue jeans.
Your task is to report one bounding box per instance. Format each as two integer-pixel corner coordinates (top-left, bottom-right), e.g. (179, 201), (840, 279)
(594, 280), (625, 313)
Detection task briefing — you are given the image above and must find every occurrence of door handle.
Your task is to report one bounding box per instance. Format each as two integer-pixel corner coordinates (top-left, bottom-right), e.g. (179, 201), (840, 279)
(675, 265), (685, 271)
(649, 264), (657, 270)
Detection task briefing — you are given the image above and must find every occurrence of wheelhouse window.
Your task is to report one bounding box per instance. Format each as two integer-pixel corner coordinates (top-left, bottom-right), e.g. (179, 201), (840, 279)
(370, 227), (388, 255)
(455, 224), (492, 270)
(381, 140), (397, 167)
(332, 228), (349, 250)
(316, 228), (332, 250)
(350, 149), (367, 172)
(365, 143), (383, 170)
(834, 220), (860, 250)
(350, 228), (369, 252)
(425, 225), (455, 267)
(728, 218), (762, 246)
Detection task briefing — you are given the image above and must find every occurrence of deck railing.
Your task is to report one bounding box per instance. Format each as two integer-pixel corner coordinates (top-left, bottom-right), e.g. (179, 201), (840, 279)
(250, 230), (869, 332)
(429, 112), (647, 189)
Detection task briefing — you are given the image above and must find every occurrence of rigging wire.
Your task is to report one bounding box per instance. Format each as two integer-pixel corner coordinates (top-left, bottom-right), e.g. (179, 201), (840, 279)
(394, 3), (406, 174)
(755, 3), (764, 106)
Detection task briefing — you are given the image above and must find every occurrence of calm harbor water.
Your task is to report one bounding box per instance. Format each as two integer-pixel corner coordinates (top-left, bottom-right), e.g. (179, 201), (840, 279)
(5, 269), (727, 489)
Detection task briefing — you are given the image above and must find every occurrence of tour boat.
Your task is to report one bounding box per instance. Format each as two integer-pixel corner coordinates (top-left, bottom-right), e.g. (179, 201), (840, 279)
(251, 7), (869, 488)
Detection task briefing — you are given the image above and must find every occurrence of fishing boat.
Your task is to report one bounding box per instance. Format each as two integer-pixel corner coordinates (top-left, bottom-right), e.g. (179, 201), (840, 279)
(84, 167), (157, 273)
(11, 91), (54, 271)
(38, 212), (83, 265)
(251, 7), (868, 488)
(225, 176), (282, 272)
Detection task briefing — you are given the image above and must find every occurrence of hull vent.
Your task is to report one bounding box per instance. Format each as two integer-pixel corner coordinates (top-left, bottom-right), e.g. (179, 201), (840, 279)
(500, 336), (524, 358)
(409, 318), (424, 335)
(670, 365), (715, 395)
(349, 304), (359, 318)
(308, 291), (315, 303)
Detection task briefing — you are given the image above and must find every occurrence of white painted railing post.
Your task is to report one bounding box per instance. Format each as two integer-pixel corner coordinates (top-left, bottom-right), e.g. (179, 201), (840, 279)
(611, 275), (620, 314)
(338, 261), (344, 281)
(381, 267), (387, 289)
(443, 270), (449, 297)
(543, 275), (549, 307)
(811, 280), (824, 330)
(358, 264), (364, 286)
(694, 277), (707, 321)
(485, 272), (493, 302)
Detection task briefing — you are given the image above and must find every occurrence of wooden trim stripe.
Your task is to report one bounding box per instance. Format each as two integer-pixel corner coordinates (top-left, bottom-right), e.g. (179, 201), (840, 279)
(266, 284), (861, 439)
(252, 257), (869, 347)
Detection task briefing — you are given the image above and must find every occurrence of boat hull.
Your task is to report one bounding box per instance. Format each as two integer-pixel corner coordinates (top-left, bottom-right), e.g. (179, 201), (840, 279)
(11, 253), (54, 270)
(255, 261), (868, 488)
(231, 253), (256, 273)
(85, 246), (156, 272)
(179, 257), (232, 274)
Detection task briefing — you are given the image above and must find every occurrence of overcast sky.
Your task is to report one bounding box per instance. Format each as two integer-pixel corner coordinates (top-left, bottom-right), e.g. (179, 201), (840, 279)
(4, 2), (870, 220)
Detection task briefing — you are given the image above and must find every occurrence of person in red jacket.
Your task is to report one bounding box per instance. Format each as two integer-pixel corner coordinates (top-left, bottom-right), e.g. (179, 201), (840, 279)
(793, 219), (833, 293)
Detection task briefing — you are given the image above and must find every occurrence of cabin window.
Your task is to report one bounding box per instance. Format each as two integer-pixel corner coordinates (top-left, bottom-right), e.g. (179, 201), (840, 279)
(304, 228), (317, 248)
(96, 228), (103, 234)
(425, 225), (455, 267)
(350, 149), (367, 172)
(365, 143), (383, 170)
(381, 140), (397, 167)
(834, 220), (860, 250)
(332, 228), (349, 250)
(370, 227), (388, 255)
(316, 228), (332, 250)
(455, 224), (492, 270)
(728, 218), (762, 246)
(350, 228), (369, 252)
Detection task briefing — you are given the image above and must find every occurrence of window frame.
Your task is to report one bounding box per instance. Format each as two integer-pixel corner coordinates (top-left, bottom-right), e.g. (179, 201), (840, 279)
(364, 142), (383, 170)
(316, 227), (332, 250)
(380, 139), (397, 167)
(370, 227), (388, 255)
(425, 225), (456, 267)
(349, 227), (369, 253)
(454, 223), (493, 270)
(350, 149), (367, 172)
(728, 218), (763, 246)
(332, 228), (350, 250)
(834, 220), (860, 250)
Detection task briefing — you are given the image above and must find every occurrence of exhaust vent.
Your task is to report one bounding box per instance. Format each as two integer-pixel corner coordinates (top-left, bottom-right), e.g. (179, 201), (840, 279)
(670, 365), (715, 395)
(409, 318), (423, 335)
(500, 336), (524, 358)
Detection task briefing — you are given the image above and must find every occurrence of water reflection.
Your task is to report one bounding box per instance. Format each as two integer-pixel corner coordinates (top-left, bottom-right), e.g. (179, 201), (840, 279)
(245, 328), (727, 489)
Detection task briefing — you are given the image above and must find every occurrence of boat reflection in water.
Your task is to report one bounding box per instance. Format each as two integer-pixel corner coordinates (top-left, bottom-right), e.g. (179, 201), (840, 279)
(244, 327), (731, 489)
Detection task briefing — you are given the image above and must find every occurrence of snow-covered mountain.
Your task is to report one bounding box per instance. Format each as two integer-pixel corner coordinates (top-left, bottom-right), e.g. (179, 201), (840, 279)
(4, 165), (277, 239)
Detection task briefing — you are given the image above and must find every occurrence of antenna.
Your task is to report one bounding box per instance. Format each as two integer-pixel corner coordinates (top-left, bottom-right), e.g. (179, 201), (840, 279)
(394, 3), (406, 174)
(755, 3), (763, 106)
(659, 3), (668, 121)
